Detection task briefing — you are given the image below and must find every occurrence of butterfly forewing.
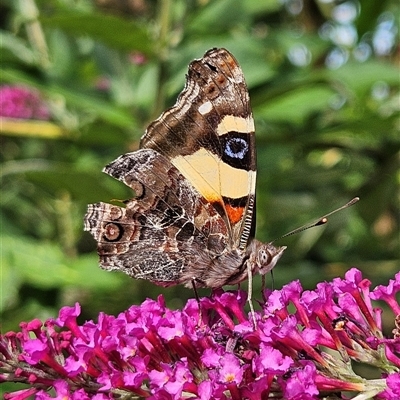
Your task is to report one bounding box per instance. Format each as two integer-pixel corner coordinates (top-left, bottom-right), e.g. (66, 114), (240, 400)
(141, 48), (257, 249)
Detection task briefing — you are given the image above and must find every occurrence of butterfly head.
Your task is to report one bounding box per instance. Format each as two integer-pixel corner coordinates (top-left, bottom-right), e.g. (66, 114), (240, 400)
(250, 241), (286, 276)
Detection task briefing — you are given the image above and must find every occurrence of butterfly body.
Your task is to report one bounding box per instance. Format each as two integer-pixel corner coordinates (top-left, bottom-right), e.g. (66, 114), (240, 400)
(84, 48), (285, 293)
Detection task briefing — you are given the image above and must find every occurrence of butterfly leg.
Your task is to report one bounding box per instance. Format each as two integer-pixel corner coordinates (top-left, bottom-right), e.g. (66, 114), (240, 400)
(191, 278), (203, 327)
(246, 262), (257, 329)
(261, 270), (275, 303)
(261, 274), (267, 302)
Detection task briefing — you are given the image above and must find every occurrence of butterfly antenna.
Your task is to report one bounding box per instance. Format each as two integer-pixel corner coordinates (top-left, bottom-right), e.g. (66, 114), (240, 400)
(273, 197), (359, 242)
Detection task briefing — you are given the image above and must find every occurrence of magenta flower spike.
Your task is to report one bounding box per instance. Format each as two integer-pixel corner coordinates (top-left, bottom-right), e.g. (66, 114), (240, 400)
(1, 268), (399, 399)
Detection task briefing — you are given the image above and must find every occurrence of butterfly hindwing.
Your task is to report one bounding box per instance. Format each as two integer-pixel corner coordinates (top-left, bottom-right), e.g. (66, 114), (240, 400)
(84, 149), (232, 286)
(141, 48), (257, 249)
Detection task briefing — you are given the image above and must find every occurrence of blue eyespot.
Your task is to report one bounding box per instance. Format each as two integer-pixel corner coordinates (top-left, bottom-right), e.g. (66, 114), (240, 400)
(225, 137), (248, 159)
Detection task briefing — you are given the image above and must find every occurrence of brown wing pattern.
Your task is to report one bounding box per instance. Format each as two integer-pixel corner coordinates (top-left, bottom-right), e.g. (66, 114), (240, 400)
(84, 149), (230, 286)
(141, 48), (257, 249)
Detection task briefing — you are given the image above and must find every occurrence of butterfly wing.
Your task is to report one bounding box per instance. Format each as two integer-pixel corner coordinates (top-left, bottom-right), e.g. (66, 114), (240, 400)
(141, 48), (256, 250)
(84, 149), (239, 287)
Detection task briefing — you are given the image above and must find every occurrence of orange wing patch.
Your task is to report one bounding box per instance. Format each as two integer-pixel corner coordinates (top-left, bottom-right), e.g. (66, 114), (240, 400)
(225, 204), (245, 225)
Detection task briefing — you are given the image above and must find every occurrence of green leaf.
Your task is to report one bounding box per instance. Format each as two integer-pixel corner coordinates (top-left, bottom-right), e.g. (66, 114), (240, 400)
(255, 85), (335, 123)
(40, 10), (154, 55)
(1, 159), (133, 203)
(1, 234), (122, 294)
(0, 30), (36, 65)
(188, 0), (248, 33)
(326, 61), (400, 95)
(242, 0), (282, 15)
(23, 166), (132, 203)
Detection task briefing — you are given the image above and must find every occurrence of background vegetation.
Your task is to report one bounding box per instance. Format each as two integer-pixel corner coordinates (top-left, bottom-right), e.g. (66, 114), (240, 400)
(0, 0), (398, 385)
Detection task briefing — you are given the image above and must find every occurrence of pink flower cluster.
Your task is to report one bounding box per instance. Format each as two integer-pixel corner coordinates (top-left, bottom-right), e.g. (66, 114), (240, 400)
(1, 268), (399, 399)
(0, 85), (50, 120)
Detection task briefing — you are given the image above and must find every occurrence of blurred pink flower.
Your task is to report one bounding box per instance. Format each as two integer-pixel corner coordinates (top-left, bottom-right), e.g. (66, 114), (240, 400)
(0, 85), (50, 120)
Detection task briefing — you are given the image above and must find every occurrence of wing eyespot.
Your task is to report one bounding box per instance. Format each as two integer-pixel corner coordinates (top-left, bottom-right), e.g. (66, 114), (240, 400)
(103, 222), (124, 242)
(225, 137), (248, 159)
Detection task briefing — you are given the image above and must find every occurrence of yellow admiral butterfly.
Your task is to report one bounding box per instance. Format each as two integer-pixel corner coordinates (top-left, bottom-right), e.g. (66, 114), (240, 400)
(84, 48), (286, 319)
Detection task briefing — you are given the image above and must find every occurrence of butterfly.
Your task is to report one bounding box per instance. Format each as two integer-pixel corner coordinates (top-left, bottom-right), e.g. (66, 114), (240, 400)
(84, 48), (286, 322)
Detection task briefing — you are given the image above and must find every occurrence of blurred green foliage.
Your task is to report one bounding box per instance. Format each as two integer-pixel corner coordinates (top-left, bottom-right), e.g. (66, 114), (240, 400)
(0, 0), (399, 344)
